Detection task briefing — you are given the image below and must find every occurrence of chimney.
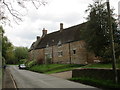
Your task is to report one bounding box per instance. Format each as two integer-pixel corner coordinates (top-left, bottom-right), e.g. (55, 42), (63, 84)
(60, 23), (63, 31)
(36, 36), (40, 40)
(42, 28), (47, 37)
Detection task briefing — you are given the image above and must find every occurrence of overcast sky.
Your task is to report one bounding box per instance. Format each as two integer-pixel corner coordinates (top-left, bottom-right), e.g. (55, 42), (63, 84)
(3, 0), (120, 48)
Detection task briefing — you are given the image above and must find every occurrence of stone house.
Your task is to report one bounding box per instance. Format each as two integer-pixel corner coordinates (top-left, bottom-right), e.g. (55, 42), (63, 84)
(29, 22), (97, 64)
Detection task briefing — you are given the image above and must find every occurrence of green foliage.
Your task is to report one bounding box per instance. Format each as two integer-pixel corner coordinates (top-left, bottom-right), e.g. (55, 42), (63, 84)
(0, 26), (29, 64)
(14, 47), (28, 61)
(19, 59), (27, 64)
(115, 43), (120, 59)
(26, 60), (37, 68)
(81, 63), (120, 69)
(82, 0), (118, 61)
(0, 26), (15, 64)
(46, 57), (52, 64)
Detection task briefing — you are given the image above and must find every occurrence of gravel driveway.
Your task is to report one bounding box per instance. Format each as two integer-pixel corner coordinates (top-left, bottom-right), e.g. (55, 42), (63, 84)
(50, 71), (72, 79)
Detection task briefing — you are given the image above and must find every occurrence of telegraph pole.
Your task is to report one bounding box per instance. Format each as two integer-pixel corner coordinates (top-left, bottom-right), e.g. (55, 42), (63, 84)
(106, 0), (118, 83)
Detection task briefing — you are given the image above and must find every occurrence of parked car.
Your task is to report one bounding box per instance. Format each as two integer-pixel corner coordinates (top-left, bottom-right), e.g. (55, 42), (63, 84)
(19, 64), (26, 69)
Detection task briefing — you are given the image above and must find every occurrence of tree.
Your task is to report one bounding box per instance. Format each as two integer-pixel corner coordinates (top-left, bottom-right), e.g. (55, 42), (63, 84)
(0, 26), (29, 64)
(0, 26), (15, 64)
(1, 26), (11, 58)
(5, 46), (16, 64)
(82, 0), (118, 61)
(0, 0), (47, 24)
(14, 47), (29, 61)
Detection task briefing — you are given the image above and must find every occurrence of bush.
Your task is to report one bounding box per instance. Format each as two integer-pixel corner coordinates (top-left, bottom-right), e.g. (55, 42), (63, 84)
(19, 59), (27, 64)
(27, 60), (37, 68)
(37, 58), (44, 64)
(46, 57), (52, 64)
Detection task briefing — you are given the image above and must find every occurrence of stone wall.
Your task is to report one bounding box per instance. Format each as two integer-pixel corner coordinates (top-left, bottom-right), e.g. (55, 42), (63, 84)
(29, 40), (96, 64)
(72, 68), (120, 82)
(53, 44), (70, 63)
(28, 50), (35, 61)
(70, 41), (87, 64)
(44, 41), (95, 64)
(29, 49), (44, 63)
(35, 49), (44, 64)
(44, 47), (52, 63)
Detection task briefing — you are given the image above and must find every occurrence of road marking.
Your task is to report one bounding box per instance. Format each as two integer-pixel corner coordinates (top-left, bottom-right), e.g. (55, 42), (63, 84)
(7, 69), (18, 90)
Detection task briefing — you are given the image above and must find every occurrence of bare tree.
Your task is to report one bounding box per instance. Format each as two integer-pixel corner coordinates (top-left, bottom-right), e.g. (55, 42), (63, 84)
(0, 0), (47, 24)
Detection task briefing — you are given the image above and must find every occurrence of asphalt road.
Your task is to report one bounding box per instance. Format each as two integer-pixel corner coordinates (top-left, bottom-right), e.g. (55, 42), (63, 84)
(8, 65), (99, 89)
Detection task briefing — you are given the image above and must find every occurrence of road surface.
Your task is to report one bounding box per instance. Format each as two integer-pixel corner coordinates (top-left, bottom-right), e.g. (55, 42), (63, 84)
(8, 65), (99, 89)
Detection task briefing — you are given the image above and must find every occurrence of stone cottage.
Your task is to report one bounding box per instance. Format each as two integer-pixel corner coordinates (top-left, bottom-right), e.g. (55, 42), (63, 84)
(29, 22), (97, 64)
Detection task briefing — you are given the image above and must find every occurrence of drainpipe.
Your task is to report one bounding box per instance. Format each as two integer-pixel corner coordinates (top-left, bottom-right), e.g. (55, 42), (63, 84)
(69, 42), (71, 64)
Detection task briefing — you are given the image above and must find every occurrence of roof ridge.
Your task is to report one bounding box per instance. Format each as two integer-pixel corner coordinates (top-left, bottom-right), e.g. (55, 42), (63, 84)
(44, 22), (86, 36)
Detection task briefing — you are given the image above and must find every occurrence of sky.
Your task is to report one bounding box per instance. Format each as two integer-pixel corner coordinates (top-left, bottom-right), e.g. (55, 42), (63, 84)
(3, 0), (120, 48)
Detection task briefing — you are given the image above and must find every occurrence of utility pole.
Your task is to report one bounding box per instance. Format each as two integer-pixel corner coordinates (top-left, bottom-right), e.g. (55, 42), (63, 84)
(106, 0), (118, 83)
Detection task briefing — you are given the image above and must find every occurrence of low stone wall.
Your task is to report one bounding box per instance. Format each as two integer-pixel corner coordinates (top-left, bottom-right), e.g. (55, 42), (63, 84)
(72, 68), (120, 82)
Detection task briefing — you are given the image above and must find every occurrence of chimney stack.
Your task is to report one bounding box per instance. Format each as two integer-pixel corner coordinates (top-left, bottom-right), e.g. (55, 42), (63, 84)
(60, 23), (63, 31)
(36, 36), (40, 40)
(42, 28), (47, 37)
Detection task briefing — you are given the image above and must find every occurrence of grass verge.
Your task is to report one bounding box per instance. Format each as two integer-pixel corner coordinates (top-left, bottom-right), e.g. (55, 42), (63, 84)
(26, 64), (83, 74)
(69, 77), (120, 89)
(80, 63), (120, 69)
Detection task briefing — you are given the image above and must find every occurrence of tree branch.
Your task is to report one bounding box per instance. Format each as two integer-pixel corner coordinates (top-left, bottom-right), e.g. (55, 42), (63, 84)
(3, 0), (22, 21)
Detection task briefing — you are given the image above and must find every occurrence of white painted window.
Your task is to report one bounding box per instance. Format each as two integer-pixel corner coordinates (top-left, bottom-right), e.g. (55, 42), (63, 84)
(58, 41), (62, 46)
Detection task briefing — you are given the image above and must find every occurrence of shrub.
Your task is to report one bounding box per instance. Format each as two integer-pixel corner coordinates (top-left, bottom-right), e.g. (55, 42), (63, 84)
(19, 59), (27, 64)
(46, 57), (52, 64)
(27, 60), (37, 68)
(37, 58), (44, 64)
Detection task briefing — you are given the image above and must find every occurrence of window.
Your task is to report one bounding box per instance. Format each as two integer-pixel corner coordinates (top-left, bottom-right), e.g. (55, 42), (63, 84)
(45, 53), (52, 58)
(46, 44), (49, 48)
(58, 51), (63, 57)
(58, 41), (62, 46)
(73, 50), (76, 55)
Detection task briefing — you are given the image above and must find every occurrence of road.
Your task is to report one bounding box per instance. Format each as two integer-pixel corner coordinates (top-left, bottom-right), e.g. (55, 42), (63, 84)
(8, 65), (99, 89)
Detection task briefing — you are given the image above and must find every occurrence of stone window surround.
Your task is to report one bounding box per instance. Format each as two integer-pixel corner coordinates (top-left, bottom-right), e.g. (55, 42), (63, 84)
(72, 48), (77, 55)
(58, 50), (63, 57)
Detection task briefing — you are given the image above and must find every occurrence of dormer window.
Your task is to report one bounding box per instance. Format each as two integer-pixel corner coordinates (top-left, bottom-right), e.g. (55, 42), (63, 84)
(58, 41), (62, 46)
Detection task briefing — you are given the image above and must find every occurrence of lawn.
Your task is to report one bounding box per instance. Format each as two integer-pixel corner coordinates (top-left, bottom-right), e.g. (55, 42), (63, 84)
(27, 64), (83, 74)
(27, 62), (120, 74)
(80, 63), (120, 69)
